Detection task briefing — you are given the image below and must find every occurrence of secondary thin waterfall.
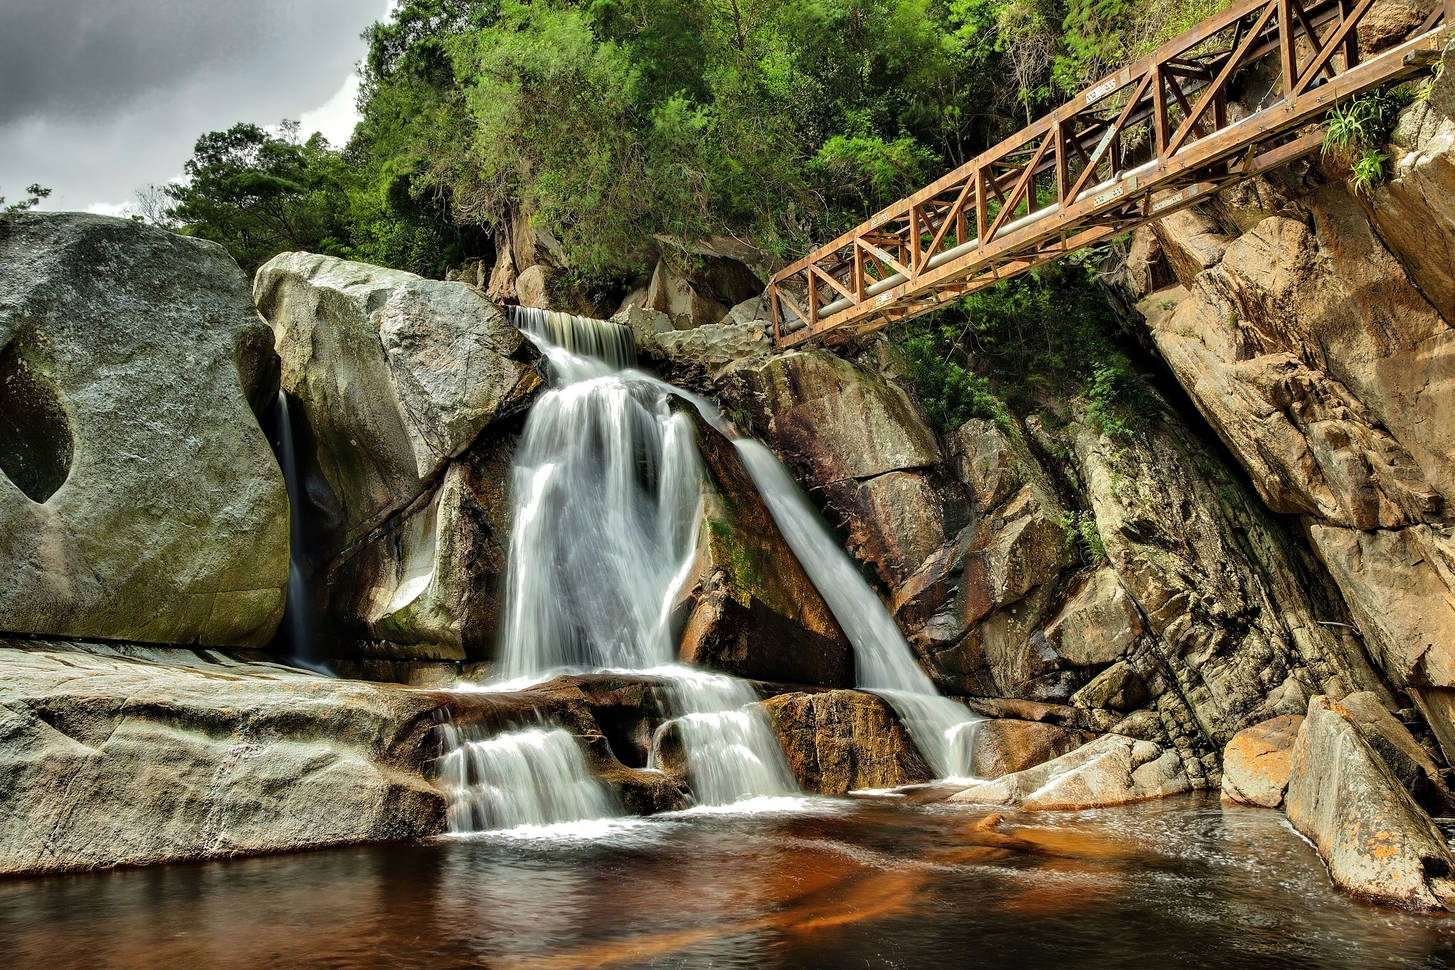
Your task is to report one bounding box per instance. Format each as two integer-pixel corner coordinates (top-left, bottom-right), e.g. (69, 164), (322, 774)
(436, 723), (617, 832)
(272, 391), (327, 674)
(732, 442), (982, 780)
(483, 307), (795, 810)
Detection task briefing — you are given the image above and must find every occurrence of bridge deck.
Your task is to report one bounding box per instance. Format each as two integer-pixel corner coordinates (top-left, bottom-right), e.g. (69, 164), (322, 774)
(769, 0), (1451, 347)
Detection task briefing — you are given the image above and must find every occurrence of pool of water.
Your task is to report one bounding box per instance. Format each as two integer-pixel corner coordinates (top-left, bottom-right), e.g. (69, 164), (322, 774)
(4, 794), (1455, 969)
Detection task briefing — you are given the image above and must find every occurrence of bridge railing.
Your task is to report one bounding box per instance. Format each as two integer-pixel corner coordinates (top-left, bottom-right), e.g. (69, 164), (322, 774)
(769, 0), (1451, 347)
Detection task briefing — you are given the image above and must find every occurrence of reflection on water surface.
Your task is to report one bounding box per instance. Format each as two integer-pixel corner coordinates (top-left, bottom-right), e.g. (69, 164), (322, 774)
(4, 794), (1455, 969)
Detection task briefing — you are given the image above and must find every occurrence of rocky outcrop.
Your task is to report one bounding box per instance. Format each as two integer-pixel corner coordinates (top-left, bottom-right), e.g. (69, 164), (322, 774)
(677, 416), (852, 686)
(255, 252), (540, 546)
(894, 419), (1068, 699)
(0, 639), (447, 874)
(616, 234), (768, 332)
(948, 733), (1191, 809)
(0, 213), (288, 648)
(762, 690), (933, 794)
(254, 253), (542, 660)
(1064, 414), (1385, 775)
(717, 349), (962, 592)
(697, 336), (1383, 785)
(1221, 714), (1303, 808)
(1130, 61), (1455, 765)
(969, 718), (1096, 779)
(627, 307), (773, 392)
(1285, 696), (1455, 911)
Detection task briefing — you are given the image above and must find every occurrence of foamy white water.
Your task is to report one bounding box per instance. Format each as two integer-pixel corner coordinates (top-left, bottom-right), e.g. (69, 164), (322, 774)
(480, 310), (798, 815)
(649, 666), (798, 805)
(732, 440), (981, 779)
(436, 725), (618, 832)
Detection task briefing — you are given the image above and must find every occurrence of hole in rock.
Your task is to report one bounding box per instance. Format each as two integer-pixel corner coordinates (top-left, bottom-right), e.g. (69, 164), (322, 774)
(0, 343), (73, 503)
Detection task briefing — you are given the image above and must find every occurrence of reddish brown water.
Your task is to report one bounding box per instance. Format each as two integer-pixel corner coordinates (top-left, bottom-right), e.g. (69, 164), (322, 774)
(4, 794), (1454, 969)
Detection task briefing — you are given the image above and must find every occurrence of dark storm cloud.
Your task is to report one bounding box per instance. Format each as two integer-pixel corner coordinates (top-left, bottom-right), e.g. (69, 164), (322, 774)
(0, 0), (391, 210)
(0, 0), (372, 124)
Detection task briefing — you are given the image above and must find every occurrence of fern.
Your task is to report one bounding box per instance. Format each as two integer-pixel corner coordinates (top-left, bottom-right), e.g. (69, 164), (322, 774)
(1350, 149), (1390, 194)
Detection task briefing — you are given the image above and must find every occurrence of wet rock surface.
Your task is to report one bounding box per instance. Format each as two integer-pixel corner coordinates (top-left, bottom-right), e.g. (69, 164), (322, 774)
(761, 690), (934, 794)
(677, 416), (852, 687)
(1285, 696), (1455, 911)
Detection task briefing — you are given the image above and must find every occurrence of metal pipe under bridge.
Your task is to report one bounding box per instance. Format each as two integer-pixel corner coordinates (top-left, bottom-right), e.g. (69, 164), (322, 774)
(768, 0), (1451, 347)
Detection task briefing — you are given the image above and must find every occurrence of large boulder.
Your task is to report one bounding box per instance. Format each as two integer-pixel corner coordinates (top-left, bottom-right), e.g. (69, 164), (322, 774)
(0, 639), (447, 875)
(254, 254), (542, 659)
(325, 441), (516, 660)
(948, 733), (1191, 809)
(1221, 714), (1303, 808)
(762, 690), (934, 794)
(1335, 690), (1453, 811)
(676, 417), (852, 686)
(969, 718), (1096, 779)
(1285, 696), (1455, 911)
(0, 213), (288, 648)
(254, 252), (540, 547)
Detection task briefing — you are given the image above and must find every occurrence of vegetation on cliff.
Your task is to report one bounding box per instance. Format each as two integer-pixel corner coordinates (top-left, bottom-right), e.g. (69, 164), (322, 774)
(158, 0), (1233, 280)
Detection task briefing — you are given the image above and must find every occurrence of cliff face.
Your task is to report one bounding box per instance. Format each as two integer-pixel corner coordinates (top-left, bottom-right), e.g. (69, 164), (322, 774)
(709, 344), (1389, 788)
(1129, 53), (1455, 764)
(693, 46), (1455, 784)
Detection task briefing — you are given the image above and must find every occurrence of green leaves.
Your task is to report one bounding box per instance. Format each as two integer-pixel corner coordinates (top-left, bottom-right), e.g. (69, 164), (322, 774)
(893, 259), (1155, 438)
(1, 184), (51, 213)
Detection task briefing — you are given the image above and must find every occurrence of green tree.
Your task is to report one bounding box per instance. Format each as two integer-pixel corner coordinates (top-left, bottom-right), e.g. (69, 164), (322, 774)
(2, 184), (52, 213)
(165, 122), (354, 273)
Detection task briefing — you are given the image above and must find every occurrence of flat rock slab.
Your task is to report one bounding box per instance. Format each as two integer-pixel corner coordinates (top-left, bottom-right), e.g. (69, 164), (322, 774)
(0, 639), (448, 875)
(948, 733), (1191, 810)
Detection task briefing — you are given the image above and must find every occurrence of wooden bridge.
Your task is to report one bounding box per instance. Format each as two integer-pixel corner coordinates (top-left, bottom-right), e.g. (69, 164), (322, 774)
(768, 0), (1451, 347)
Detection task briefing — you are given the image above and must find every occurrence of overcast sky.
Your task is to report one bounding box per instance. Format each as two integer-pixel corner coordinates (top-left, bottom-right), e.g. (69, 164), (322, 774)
(1, 0), (393, 214)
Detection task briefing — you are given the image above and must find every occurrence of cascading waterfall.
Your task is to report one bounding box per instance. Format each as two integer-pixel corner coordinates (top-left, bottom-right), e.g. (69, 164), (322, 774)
(441, 308), (795, 832)
(272, 392), (327, 674)
(436, 722), (617, 832)
(647, 666), (798, 807)
(733, 442), (982, 780)
(440, 304), (980, 832)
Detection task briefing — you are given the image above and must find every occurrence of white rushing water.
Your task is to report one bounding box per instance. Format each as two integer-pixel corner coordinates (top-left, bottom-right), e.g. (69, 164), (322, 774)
(732, 441), (982, 780)
(648, 666), (798, 805)
(436, 723), (618, 832)
(443, 308), (796, 829)
(440, 306), (979, 831)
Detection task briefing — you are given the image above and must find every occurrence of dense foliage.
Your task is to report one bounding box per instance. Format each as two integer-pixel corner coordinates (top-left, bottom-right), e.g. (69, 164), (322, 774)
(893, 254), (1156, 437)
(158, 0), (1232, 281)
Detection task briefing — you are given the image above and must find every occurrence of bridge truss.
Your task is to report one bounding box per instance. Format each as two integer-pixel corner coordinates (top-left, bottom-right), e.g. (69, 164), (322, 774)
(769, 0), (1451, 347)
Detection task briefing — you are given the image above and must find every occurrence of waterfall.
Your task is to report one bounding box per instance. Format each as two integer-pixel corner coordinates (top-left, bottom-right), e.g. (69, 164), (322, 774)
(272, 392), (327, 674)
(476, 308), (796, 814)
(512, 306), (635, 371)
(732, 441), (982, 780)
(451, 305), (977, 832)
(649, 667), (798, 805)
(436, 723), (618, 832)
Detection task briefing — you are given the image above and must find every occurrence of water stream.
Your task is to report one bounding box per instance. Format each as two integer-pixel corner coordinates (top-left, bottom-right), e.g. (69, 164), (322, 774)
(272, 391), (327, 674)
(440, 308), (979, 831)
(733, 442), (982, 779)
(435, 723), (618, 832)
